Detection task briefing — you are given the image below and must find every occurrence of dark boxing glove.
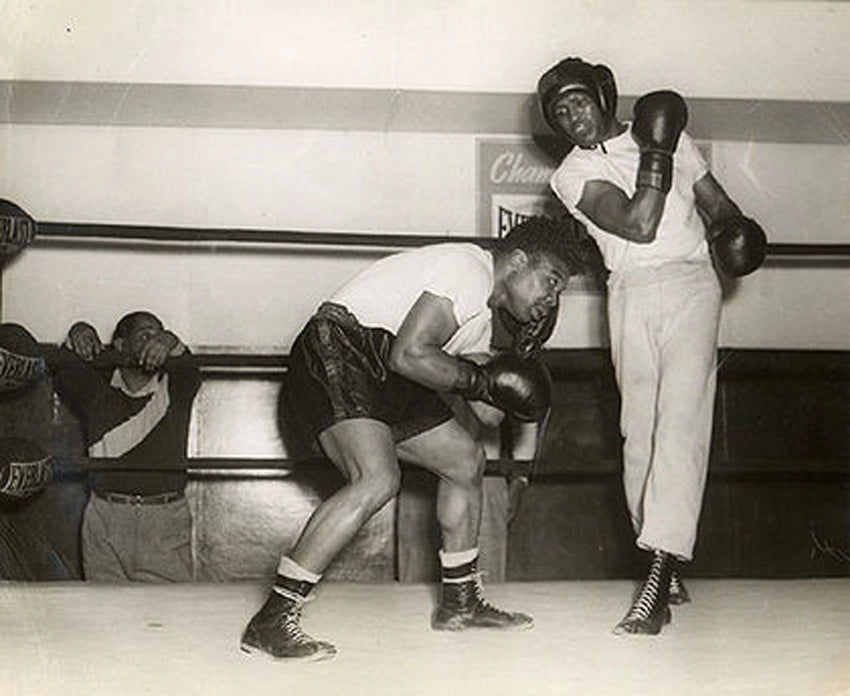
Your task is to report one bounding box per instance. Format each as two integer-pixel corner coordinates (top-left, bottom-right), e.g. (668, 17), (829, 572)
(708, 215), (767, 277)
(457, 353), (552, 422)
(632, 90), (688, 193)
(0, 438), (53, 502)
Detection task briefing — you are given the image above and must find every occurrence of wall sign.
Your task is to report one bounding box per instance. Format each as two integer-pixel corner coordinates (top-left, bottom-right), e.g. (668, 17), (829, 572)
(477, 138), (566, 238)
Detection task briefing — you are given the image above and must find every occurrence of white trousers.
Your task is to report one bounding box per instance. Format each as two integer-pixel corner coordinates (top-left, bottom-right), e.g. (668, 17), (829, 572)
(607, 261), (721, 560)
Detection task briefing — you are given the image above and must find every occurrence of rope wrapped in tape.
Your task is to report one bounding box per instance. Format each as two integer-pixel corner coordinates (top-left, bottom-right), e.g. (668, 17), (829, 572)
(0, 199), (37, 259)
(0, 437), (53, 501)
(0, 323), (46, 392)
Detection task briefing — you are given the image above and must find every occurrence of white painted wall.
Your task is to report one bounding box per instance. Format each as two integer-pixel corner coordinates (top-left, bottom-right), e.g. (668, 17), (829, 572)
(0, 126), (481, 349)
(4, 0), (849, 100)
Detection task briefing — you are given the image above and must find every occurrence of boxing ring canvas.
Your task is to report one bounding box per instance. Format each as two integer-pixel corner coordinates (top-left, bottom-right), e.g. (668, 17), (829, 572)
(3, 579), (850, 696)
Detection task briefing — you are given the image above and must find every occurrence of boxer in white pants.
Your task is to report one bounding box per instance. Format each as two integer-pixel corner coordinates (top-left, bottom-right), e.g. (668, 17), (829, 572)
(538, 56), (765, 634)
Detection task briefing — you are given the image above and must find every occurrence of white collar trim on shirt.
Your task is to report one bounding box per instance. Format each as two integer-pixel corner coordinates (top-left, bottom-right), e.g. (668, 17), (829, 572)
(110, 368), (160, 397)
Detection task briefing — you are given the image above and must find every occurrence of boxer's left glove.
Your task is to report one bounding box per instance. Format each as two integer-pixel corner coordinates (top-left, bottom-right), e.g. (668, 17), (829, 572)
(708, 215), (767, 277)
(456, 353), (552, 422)
(0, 438), (53, 502)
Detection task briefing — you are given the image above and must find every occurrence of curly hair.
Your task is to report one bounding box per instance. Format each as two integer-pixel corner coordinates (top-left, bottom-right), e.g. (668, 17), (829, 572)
(498, 214), (592, 277)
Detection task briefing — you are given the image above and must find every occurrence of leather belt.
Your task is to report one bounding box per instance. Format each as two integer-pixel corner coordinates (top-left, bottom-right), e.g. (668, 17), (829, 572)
(94, 490), (184, 506)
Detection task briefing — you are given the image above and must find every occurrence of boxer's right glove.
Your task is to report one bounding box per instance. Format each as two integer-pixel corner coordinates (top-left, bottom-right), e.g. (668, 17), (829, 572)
(632, 90), (688, 193)
(456, 353), (552, 423)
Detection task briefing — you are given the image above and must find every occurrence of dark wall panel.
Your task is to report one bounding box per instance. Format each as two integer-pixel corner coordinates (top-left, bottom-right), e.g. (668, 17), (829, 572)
(695, 478), (850, 578)
(717, 351), (850, 464)
(506, 478), (637, 581)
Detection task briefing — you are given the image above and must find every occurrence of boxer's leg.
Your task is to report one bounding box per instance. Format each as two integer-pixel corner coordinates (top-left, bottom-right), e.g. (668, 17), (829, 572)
(397, 419), (533, 631)
(241, 418), (400, 662)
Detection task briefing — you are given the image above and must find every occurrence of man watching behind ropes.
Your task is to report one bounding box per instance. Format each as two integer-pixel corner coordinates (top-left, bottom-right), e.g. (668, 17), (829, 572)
(45, 312), (200, 583)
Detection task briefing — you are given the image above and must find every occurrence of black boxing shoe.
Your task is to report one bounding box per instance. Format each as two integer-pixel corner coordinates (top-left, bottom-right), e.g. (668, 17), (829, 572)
(432, 574), (533, 631)
(613, 549), (674, 636)
(240, 590), (336, 662)
(668, 570), (691, 606)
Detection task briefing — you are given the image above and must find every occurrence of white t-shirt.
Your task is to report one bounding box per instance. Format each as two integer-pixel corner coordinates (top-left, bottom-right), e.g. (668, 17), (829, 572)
(551, 126), (710, 273)
(331, 243), (494, 356)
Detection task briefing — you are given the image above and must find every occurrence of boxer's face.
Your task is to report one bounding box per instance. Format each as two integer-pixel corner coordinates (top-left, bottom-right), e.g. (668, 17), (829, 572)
(503, 252), (568, 323)
(550, 90), (604, 148)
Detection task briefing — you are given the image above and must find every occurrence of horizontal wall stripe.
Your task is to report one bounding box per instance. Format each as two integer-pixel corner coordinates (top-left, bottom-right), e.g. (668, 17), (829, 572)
(0, 81), (534, 134)
(1, 80), (849, 144)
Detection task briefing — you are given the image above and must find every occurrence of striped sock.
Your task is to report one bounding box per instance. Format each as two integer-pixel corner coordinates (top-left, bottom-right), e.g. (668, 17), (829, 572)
(274, 556), (322, 598)
(439, 548), (479, 583)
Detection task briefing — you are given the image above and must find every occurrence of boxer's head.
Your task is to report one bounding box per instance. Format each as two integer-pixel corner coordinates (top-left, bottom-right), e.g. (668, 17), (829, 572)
(537, 57), (618, 148)
(494, 216), (585, 323)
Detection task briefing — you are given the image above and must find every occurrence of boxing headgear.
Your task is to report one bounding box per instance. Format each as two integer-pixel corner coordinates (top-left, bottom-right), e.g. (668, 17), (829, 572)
(537, 57), (618, 136)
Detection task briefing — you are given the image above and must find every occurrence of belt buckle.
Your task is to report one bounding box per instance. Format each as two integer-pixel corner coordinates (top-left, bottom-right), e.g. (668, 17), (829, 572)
(130, 494), (145, 506)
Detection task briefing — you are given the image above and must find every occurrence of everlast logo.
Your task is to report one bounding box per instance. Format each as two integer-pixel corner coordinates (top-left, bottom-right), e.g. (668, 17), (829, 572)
(489, 152), (554, 186)
(497, 207), (536, 236)
(0, 217), (36, 246)
(0, 457), (53, 497)
(0, 348), (42, 390)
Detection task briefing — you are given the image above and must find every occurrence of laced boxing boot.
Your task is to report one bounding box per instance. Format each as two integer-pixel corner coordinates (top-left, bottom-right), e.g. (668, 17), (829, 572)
(613, 549), (674, 635)
(431, 556), (533, 631)
(668, 569), (691, 606)
(240, 579), (336, 662)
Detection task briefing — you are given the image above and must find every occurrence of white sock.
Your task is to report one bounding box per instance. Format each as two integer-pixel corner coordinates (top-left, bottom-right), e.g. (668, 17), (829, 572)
(439, 547), (479, 569)
(276, 555), (322, 584)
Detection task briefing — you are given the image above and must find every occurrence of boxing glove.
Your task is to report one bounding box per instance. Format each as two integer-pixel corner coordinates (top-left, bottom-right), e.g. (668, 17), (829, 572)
(708, 215), (767, 277)
(459, 353), (552, 422)
(632, 90), (688, 193)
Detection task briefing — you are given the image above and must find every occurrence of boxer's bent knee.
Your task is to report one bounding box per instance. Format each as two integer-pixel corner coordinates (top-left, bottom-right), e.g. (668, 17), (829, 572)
(347, 467), (402, 514)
